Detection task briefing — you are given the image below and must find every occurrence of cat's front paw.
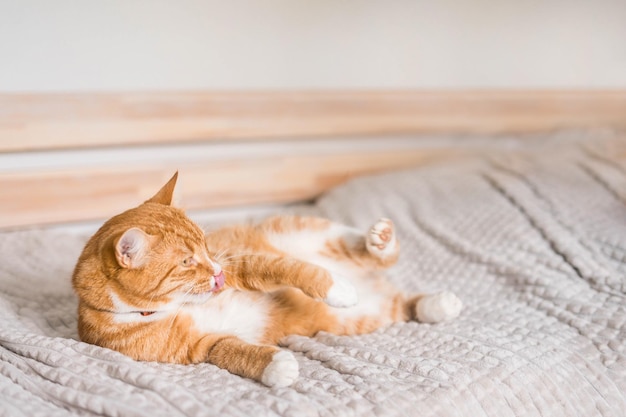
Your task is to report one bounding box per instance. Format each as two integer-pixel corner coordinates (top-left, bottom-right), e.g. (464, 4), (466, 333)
(261, 350), (299, 388)
(324, 274), (358, 308)
(415, 291), (462, 323)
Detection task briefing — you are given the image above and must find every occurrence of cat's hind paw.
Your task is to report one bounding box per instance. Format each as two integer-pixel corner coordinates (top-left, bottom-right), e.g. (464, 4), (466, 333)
(415, 291), (462, 323)
(261, 350), (299, 388)
(324, 274), (358, 308)
(367, 218), (397, 258)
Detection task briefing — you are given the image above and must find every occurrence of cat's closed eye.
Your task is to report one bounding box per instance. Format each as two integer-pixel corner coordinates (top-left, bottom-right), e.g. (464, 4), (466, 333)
(181, 257), (197, 267)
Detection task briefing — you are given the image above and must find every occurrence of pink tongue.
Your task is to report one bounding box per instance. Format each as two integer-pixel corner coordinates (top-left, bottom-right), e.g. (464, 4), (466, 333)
(212, 271), (225, 292)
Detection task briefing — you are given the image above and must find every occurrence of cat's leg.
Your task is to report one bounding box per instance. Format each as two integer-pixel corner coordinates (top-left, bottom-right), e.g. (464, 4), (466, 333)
(261, 216), (400, 269)
(194, 334), (298, 387)
(319, 217), (400, 269)
(405, 292), (463, 323)
(224, 254), (358, 308)
(349, 220), (462, 323)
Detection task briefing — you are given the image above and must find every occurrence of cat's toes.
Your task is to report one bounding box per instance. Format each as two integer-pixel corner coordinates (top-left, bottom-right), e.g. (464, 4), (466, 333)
(324, 274), (358, 308)
(415, 291), (462, 323)
(261, 350), (299, 388)
(367, 218), (397, 257)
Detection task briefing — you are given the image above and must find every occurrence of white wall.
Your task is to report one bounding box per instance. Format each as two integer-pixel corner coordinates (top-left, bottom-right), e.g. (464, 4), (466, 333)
(1, 0), (625, 91)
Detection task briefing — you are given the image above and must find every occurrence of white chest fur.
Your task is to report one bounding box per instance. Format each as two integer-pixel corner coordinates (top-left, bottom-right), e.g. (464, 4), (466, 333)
(183, 289), (270, 344)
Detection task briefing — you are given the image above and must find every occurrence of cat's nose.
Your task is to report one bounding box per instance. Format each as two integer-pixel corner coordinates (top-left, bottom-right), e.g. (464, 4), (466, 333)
(208, 258), (221, 275)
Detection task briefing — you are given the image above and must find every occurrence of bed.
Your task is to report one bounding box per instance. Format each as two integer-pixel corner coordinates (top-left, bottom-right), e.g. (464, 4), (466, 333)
(1, 92), (625, 416)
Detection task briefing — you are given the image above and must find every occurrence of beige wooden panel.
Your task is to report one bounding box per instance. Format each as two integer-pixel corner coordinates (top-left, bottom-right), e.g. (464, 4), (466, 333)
(1, 91), (625, 152)
(0, 147), (463, 228)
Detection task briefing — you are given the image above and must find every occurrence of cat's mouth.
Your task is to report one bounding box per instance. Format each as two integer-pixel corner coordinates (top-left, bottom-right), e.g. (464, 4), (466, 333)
(190, 271), (225, 296)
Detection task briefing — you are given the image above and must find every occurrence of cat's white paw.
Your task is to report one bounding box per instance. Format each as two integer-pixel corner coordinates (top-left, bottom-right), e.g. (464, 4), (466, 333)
(415, 291), (462, 323)
(261, 350), (299, 388)
(324, 274), (358, 308)
(366, 218), (397, 257)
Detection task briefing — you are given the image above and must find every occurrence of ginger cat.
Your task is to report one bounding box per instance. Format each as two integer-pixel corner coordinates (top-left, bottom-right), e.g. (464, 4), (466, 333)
(72, 173), (462, 387)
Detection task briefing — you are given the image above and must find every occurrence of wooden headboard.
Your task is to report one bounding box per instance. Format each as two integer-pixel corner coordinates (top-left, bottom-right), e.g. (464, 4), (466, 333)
(1, 90), (625, 229)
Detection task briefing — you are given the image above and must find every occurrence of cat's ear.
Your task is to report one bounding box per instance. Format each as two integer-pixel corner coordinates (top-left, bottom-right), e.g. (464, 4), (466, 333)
(115, 228), (152, 268)
(147, 172), (178, 206)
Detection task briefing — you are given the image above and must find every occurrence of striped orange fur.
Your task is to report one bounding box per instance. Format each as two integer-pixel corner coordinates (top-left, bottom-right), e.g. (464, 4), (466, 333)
(72, 173), (462, 387)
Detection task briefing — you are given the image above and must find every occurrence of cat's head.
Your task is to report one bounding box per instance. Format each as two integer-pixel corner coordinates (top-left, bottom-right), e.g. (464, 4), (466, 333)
(72, 173), (225, 315)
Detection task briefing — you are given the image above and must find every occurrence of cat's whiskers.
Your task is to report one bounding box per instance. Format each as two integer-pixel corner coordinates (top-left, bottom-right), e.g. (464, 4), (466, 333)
(214, 259), (243, 268)
(207, 248), (225, 266)
(216, 250), (257, 260)
(214, 253), (256, 275)
(217, 260), (247, 276)
(212, 248), (228, 262)
(214, 248), (253, 263)
(215, 252), (257, 264)
(145, 291), (159, 312)
(222, 266), (240, 278)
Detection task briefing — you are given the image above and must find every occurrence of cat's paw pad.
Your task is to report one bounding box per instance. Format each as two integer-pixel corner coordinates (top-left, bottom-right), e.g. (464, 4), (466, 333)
(261, 350), (299, 388)
(324, 274), (358, 308)
(367, 218), (397, 257)
(415, 291), (462, 323)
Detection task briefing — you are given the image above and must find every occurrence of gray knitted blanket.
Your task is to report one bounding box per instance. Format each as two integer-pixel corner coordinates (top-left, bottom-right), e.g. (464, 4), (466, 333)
(1, 135), (625, 416)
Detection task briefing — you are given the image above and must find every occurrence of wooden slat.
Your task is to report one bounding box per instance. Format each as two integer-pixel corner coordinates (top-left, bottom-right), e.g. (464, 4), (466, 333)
(0, 147), (466, 228)
(1, 90), (625, 152)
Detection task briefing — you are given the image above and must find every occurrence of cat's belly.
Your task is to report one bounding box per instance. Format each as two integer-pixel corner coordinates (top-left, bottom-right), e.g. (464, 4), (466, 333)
(311, 257), (394, 323)
(265, 225), (393, 320)
(330, 274), (393, 326)
(183, 289), (271, 344)
(332, 279), (388, 318)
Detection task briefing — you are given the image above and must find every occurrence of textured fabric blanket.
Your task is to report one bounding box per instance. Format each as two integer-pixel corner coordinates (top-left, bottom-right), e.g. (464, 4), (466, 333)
(1, 134), (625, 416)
